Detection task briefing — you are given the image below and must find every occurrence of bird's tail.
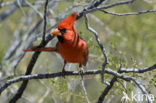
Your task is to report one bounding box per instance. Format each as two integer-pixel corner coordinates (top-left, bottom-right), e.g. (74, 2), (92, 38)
(23, 47), (57, 52)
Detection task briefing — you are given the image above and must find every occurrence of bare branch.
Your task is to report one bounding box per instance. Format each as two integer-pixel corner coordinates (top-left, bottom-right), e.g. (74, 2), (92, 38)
(42, 0), (49, 41)
(0, 0), (46, 22)
(99, 9), (156, 16)
(1, 63), (155, 103)
(25, 0), (43, 18)
(0, 5), (17, 22)
(97, 75), (118, 103)
(9, 34), (55, 103)
(99, 0), (134, 9)
(76, 0), (106, 20)
(120, 63), (156, 73)
(1, 64), (155, 97)
(4, 19), (43, 75)
(0, 1), (15, 8)
(130, 78), (153, 103)
(97, 73), (153, 103)
(38, 80), (51, 103)
(0, 69), (129, 95)
(97, 63), (156, 103)
(0, 0), (44, 8)
(77, 0), (134, 15)
(0, 0), (135, 22)
(3, 7), (38, 61)
(81, 79), (91, 103)
(84, 14), (109, 85)
(80, 68), (91, 103)
(97, 63), (122, 103)
(7, 1), (57, 101)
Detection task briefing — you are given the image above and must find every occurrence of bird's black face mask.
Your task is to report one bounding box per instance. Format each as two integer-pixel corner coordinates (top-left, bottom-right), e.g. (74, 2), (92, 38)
(57, 28), (66, 43)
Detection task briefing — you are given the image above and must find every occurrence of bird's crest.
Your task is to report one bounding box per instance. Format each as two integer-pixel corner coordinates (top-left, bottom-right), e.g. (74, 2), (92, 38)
(57, 12), (78, 30)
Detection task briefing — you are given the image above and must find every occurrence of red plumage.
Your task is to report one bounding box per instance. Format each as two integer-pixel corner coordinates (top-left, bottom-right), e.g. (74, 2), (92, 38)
(23, 12), (88, 72)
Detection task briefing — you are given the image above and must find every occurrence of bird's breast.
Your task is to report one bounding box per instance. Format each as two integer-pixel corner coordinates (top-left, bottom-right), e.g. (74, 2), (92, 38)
(57, 39), (87, 63)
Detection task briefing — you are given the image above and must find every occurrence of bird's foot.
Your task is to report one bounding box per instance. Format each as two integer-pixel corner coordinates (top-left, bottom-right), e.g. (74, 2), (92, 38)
(62, 69), (66, 78)
(79, 69), (84, 79)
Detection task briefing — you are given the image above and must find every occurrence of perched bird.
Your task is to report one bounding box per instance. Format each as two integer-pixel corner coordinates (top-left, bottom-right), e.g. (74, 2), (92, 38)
(23, 12), (88, 73)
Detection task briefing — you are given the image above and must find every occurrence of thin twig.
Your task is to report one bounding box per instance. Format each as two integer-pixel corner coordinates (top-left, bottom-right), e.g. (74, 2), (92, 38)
(97, 64), (156, 103)
(0, 1), (14, 8)
(0, 4), (17, 22)
(81, 79), (91, 103)
(0, 0), (44, 8)
(9, 1), (55, 102)
(5, 19), (43, 75)
(42, 0), (49, 41)
(97, 62), (122, 103)
(17, 0), (26, 16)
(97, 76), (118, 103)
(25, 0), (43, 18)
(97, 75), (153, 103)
(81, 68), (91, 103)
(120, 63), (156, 73)
(84, 14), (109, 85)
(98, 0), (134, 9)
(3, 6), (38, 61)
(9, 34), (54, 103)
(99, 9), (156, 16)
(76, 0), (134, 15)
(76, 0), (106, 20)
(38, 80), (50, 103)
(130, 78), (153, 103)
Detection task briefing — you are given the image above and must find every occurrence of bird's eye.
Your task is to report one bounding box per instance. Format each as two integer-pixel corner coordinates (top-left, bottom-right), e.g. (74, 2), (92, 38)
(59, 28), (66, 34)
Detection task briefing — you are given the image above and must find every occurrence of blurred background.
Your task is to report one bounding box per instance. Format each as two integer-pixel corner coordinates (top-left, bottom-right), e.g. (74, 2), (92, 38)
(0, 0), (156, 103)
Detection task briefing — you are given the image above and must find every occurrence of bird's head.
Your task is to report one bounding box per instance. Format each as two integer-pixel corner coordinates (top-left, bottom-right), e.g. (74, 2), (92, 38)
(52, 12), (78, 42)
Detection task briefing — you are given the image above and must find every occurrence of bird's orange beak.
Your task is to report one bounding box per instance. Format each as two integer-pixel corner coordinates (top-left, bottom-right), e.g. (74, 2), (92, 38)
(52, 29), (61, 36)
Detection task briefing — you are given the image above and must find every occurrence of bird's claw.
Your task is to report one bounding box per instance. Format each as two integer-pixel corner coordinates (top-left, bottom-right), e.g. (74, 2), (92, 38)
(79, 70), (84, 79)
(62, 69), (66, 78)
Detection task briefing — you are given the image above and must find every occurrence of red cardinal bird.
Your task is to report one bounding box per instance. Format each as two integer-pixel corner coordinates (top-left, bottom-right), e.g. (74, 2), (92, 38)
(23, 12), (88, 73)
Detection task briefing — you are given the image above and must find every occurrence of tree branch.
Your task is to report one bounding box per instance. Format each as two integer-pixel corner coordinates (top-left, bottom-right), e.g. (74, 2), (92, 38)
(24, 0), (43, 18)
(120, 63), (156, 73)
(0, 4), (17, 22)
(97, 63), (156, 103)
(99, 9), (156, 16)
(98, 0), (134, 9)
(42, 0), (48, 41)
(0, 63), (155, 103)
(97, 67), (122, 103)
(0, 1), (15, 8)
(3, 7), (41, 61)
(97, 75), (119, 103)
(9, 34), (54, 103)
(77, 0), (134, 14)
(0, 69), (131, 95)
(84, 14), (109, 85)
(130, 77), (153, 103)
(0, 65), (155, 97)
(76, 0), (106, 20)
(0, 0), (44, 8)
